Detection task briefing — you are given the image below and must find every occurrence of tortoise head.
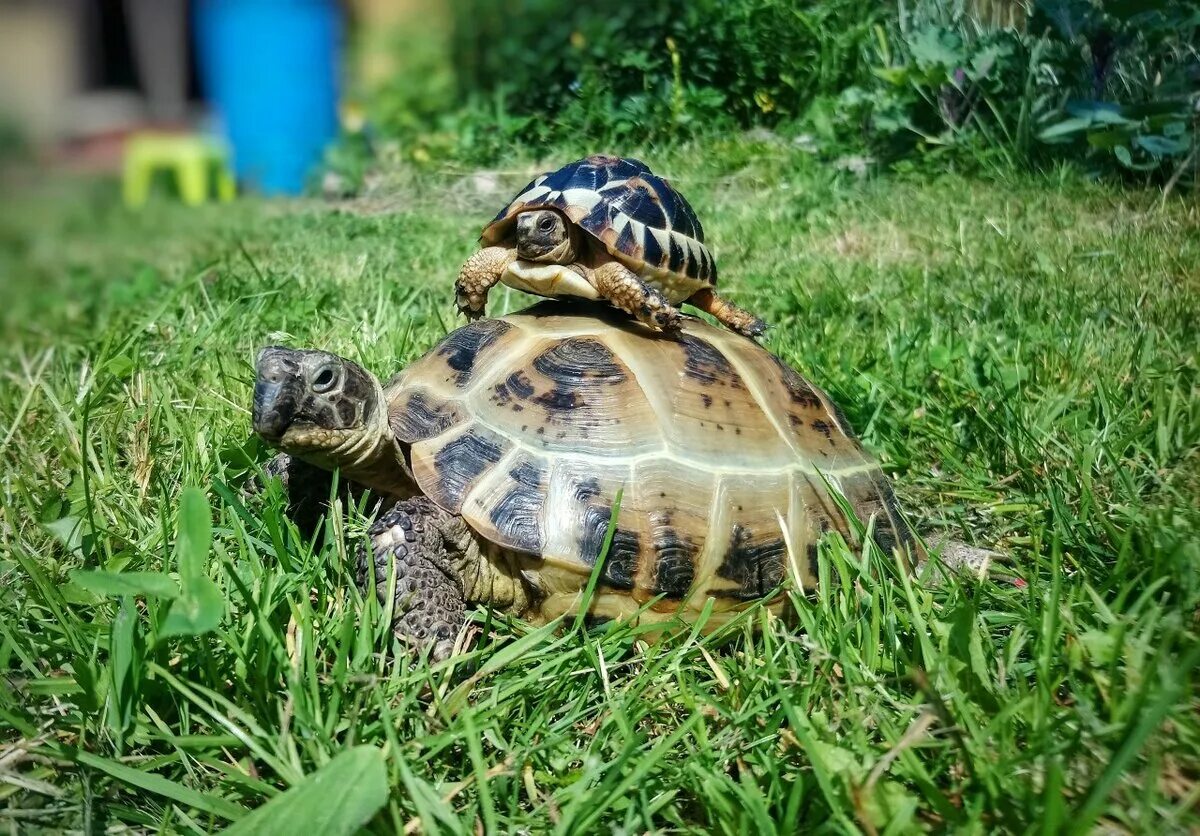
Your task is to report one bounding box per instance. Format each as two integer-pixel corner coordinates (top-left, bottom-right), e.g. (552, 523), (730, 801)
(515, 209), (577, 263)
(253, 347), (387, 470)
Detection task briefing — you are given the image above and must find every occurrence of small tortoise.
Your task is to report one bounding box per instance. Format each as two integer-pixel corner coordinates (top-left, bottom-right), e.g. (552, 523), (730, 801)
(456, 154), (767, 337)
(252, 303), (995, 660)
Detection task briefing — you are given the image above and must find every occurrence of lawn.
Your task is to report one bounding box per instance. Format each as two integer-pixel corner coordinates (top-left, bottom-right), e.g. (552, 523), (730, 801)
(1, 145), (1198, 833)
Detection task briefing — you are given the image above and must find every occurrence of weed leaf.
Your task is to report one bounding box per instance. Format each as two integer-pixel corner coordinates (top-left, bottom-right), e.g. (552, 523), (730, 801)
(161, 575), (224, 638)
(71, 570), (179, 599)
(221, 746), (388, 835)
(177, 487), (213, 585)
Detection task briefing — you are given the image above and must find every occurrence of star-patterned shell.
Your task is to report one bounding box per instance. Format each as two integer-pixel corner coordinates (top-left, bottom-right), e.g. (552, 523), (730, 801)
(385, 302), (920, 615)
(481, 154), (718, 286)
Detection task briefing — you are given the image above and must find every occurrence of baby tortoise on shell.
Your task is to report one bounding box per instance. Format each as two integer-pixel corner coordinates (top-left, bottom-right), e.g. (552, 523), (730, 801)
(456, 154), (767, 337)
(252, 303), (998, 660)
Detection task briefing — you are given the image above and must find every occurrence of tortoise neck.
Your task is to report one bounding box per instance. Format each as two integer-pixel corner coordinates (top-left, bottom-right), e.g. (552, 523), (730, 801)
(332, 379), (418, 499)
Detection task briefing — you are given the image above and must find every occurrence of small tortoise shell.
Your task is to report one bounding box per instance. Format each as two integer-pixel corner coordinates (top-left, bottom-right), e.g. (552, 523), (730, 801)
(481, 154), (718, 286)
(386, 302), (918, 616)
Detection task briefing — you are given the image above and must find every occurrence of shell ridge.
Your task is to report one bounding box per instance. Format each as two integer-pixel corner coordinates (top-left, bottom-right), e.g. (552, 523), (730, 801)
(687, 473), (734, 608)
(707, 335), (811, 462)
(596, 331), (676, 453)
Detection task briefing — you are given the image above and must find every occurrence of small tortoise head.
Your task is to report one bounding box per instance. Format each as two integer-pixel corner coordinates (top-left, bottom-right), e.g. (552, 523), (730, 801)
(515, 209), (576, 263)
(253, 347), (383, 466)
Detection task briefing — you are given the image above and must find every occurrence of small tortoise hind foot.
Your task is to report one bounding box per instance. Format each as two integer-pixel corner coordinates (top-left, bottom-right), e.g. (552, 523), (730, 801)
(454, 291), (486, 322)
(639, 297), (683, 333)
(688, 288), (769, 339)
(732, 315), (768, 339)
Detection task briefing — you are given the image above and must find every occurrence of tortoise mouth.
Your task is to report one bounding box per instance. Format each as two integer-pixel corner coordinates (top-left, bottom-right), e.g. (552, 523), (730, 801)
(251, 384), (288, 441)
(252, 347), (302, 443)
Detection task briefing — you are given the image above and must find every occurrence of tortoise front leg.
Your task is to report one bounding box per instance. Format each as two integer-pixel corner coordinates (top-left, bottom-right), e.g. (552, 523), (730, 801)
(255, 453), (339, 538)
(358, 497), (467, 662)
(687, 287), (768, 338)
(590, 261), (682, 333)
(456, 246), (516, 320)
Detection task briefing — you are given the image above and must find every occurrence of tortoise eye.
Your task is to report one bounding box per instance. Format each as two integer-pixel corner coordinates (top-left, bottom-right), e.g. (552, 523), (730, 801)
(538, 215), (555, 232)
(312, 365), (338, 393)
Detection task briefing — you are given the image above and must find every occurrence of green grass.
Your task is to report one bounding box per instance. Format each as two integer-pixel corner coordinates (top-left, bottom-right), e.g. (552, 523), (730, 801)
(1, 144), (1198, 832)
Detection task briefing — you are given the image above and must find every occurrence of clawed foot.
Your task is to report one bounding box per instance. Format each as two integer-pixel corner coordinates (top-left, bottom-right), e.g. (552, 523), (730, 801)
(454, 286), (486, 321)
(639, 293), (683, 333)
(736, 316), (769, 339)
(687, 287), (770, 340)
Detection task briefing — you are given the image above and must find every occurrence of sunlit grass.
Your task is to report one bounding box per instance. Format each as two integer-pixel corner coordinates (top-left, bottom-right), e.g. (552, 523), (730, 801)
(1, 146), (1197, 832)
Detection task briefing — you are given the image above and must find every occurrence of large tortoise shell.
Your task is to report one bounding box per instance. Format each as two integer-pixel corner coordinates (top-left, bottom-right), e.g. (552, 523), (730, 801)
(386, 302), (918, 613)
(481, 154), (718, 286)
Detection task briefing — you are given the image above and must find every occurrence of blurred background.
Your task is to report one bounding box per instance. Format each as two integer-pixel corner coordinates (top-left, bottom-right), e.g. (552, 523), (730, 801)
(0, 0), (1195, 198)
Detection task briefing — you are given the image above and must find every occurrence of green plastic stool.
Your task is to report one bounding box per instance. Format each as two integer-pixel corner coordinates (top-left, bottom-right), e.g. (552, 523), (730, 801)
(122, 133), (236, 208)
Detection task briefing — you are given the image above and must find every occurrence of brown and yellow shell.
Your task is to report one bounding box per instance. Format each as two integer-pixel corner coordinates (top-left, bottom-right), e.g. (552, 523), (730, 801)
(481, 155), (717, 287)
(386, 302), (919, 622)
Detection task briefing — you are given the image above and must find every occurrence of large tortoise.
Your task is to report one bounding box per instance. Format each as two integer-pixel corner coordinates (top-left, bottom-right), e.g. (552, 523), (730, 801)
(252, 303), (993, 660)
(456, 154), (767, 337)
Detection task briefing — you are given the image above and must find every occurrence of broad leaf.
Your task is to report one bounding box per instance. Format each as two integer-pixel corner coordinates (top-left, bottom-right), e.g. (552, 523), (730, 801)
(221, 746), (388, 836)
(1066, 100), (1133, 125)
(907, 27), (963, 71)
(1135, 134), (1187, 157)
(160, 575), (225, 638)
(44, 516), (85, 555)
(1038, 117), (1092, 141)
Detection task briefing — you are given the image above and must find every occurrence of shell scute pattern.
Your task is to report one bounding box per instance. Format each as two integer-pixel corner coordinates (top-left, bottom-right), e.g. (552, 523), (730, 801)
(467, 452), (548, 555)
(389, 303), (918, 604)
(474, 334), (662, 457)
(483, 155), (716, 285)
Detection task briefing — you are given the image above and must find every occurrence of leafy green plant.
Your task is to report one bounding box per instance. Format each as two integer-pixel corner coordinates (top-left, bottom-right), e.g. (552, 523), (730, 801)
(435, 0), (887, 155)
(331, 0), (1197, 187)
(1032, 0), (1199, 182)
(223, 747), (389, 835)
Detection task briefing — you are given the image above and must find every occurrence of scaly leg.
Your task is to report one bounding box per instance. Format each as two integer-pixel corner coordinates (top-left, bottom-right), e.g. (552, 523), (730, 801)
(357, 497), (467, 662)
(254, 453), (340, 538)
(456, 246), (516, 320)
(688, 287), (768, 338)
(591, 261), (682, 332)
(920, 534), (1022, 588)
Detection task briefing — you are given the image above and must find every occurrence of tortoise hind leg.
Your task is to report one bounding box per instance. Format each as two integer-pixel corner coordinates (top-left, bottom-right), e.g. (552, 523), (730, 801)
(358, 497), (467, 662)
(920, 535), (1023, 588)
(590, 260), (682, 332)
(688, 287), (768, 338)
(456, 246), (516, 320)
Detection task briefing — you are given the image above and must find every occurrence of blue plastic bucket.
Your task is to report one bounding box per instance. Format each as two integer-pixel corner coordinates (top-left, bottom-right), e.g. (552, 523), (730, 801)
(194, 0), (340, 195)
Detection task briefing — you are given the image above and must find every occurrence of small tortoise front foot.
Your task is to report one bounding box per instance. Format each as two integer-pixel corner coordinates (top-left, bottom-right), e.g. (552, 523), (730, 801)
(455, 246), (515, 321)
(357, 497), (467, 662)
(688, 287), (768, 338)
(591, 260), (682, 333)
